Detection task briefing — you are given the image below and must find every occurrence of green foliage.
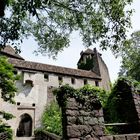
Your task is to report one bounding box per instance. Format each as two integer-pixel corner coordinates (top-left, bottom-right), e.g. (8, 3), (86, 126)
(0, 0), (133, 57)
(0, 122), (13, 140)
(104, 77), (140, 123)
(55, 84), (107, 109)
(41, 101), (62, 136)
(78, 57), (94, 71)
(119, 31), (140, 82)
(0, 56), (18, 137)
(0, 111), (15, 120)
(0, 56), (18, 103)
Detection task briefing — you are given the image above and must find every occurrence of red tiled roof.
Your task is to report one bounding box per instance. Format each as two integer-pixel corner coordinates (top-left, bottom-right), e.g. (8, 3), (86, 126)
(9, 58), (101, 80)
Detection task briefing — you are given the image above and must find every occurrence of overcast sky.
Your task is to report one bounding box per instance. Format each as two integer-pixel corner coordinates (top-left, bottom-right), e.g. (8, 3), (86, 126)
(20, 0), (140, 82)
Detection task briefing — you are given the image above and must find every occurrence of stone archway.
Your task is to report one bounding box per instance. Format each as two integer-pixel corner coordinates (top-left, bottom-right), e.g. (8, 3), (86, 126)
(16, 113), (32, 137)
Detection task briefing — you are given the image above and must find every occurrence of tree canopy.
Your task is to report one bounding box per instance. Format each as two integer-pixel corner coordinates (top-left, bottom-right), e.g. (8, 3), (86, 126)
(0, 0), (133, 57)
(119, 31), (140, 82)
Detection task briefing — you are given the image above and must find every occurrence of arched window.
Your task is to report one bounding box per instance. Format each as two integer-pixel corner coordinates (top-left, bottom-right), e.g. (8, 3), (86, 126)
(16, 113), (32, 137)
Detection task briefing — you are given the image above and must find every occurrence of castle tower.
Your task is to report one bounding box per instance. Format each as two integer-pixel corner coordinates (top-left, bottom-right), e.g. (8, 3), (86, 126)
(77, 48), (111, 91)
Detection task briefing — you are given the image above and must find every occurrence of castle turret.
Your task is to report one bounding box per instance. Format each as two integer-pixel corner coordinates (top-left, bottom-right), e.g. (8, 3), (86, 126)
(77, 48), (111, 91)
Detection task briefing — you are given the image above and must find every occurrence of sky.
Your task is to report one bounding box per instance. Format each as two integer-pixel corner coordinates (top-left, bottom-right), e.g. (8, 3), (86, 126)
(20, 0), (140, 83)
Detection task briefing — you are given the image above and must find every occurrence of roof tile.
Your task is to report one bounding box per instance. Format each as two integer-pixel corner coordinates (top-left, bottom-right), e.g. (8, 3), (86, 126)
(9, 58), (101, 80)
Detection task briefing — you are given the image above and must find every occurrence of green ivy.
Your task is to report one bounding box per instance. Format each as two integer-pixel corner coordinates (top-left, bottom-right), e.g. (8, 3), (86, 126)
(78, 57), (94, 71)
(54, 84), (107, 110)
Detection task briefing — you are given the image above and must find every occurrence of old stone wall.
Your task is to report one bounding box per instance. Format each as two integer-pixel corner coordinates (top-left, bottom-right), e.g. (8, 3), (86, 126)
(61, 97), (105, 140)
(102, 134), (140, 140)
(58, 87), (140, 140)
(133, 93), (140, 120)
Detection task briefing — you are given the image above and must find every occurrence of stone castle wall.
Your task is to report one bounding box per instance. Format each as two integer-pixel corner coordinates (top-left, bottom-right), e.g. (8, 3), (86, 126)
(60, 97), (105, 139)
(58, 88), (140, 140)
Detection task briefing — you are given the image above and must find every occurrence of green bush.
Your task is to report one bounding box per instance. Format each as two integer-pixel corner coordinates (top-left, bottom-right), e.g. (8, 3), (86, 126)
(0, 122), (13, 140)
(41, 101), (62, 136)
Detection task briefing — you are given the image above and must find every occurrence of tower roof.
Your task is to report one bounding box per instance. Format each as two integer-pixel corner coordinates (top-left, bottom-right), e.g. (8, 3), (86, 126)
(80, 48), (95, 55)
(0, 45), (24, 60)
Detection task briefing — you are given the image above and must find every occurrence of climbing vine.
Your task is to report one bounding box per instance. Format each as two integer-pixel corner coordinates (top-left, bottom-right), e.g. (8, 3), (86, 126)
(54, 84), (107, 110)
(78, 57), (94, 71)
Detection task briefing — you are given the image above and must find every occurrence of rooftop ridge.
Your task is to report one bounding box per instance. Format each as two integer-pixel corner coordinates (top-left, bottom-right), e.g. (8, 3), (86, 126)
(9, 58), (101, 80)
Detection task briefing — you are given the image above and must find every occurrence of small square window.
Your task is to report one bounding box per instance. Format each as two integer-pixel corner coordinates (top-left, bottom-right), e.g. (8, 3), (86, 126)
(71, 78), (75, 84)
(17, 102), (20, 106)
(84, 79), (88, 85)
(58, 76), (63, 85)
(58, 76), (63, 81)
(32, 103), (35, 107)
(44, 73), (49, 81)
(13, 70), (18, 75)
(95, 81), (99, 87)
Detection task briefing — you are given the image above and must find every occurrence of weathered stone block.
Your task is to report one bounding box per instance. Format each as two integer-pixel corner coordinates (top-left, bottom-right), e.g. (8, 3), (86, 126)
(83, 135), (94, 140)
(69, 138), (80, 140)
(83, 117), (98, 125)
(67, 116), (77, 124)
(66, 110), (79, 116)
(77, 116), (84, 124)
(66, 98), (78, 109)
(98, 117), (104, 124)
(100, 136), (113, 140)
(127, 135), (138, 140)
(113, 135), (126, 140)
(92, 125), (104, 136)
(80, 110), (90, 116)
(67, 125), (92, 138)
(91, 110), (103, 117)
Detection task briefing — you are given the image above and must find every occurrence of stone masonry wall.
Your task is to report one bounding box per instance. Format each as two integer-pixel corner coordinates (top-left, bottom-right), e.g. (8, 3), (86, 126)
(133, 93), (140, 121)
(59, 91), (140, 140)
(61, 97), (105, 140)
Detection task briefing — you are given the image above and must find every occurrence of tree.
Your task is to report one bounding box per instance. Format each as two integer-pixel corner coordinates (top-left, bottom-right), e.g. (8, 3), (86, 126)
(0, 56), (18, 125)
(0, 56), (17, 103)
(0, 0), (133, 57)
(0, 56), (18, 139)
(119, 31), (140, 81)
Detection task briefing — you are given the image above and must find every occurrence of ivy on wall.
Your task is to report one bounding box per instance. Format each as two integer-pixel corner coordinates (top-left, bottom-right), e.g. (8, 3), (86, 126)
(78, 57), (94, 71)
(54, 84), (107, 110)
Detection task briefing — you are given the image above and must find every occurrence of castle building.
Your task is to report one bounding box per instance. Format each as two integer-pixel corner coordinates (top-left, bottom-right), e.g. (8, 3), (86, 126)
(0, 46), (110, 138)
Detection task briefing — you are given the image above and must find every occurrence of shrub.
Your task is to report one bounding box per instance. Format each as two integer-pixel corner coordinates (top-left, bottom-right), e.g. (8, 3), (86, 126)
(41, 101), (62, 136)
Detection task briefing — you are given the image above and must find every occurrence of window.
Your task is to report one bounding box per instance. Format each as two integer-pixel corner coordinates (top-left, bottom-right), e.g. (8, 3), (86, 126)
(44, 73), (49, 81)
(71, 78), (75, 84)
(84, 79), (88, 85)
(58, 76), (63, 85)
(13, 70), (18, 75)
(58, 76), (63, 82)
(17, 102), (20, 106)
(95, 81), (99, 87)
(32, 103), (35, 107)
(25, 80), (34, 87)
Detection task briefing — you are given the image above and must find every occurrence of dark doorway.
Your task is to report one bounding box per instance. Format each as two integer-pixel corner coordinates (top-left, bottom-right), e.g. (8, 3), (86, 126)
(16, 114), (32, 137)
